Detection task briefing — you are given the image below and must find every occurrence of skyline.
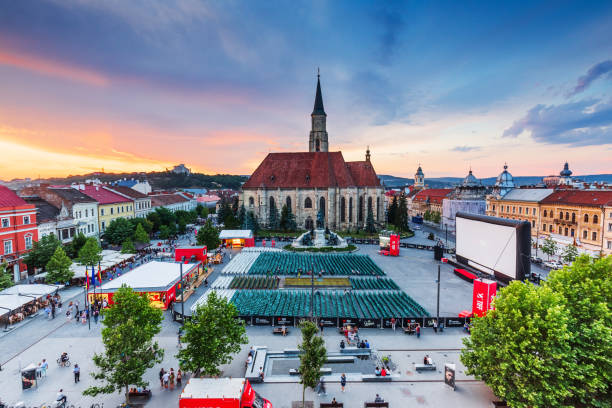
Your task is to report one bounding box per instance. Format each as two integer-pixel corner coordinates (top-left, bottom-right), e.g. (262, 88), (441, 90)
(1, 1), (612, 180)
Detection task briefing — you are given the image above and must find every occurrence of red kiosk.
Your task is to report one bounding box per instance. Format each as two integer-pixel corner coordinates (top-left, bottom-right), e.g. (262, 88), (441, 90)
(472, 278), (497, 317)
(175, 246), (207, 263)
(219, 230), (255, 248)
(379, 234), (400, 256)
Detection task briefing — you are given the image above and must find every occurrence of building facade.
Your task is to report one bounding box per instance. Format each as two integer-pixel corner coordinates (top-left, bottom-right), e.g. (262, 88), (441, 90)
(0, 186), (37, 281)
(604, 203), (612, 255)
(79, 185), (134, 233)
(241, 75), (384, 230)
(23, 197), (77, 244)
(409, 188), (452, 219)
(441, 169), (489, 232)
(150, 193), (192, 212)
(105, 185), (152, 218)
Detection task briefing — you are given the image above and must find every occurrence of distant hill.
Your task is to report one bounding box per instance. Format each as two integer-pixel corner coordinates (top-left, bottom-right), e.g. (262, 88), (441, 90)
(379, 174), (612, 188)
(1, 171), (247, 190)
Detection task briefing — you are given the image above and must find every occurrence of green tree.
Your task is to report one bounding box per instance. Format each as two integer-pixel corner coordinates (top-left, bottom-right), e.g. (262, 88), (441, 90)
(177, 219), (187, 235)
(0, 262), (14, 290)
(83, 285), (164, 403)
(387, 196), (398, 224)
(238, 204), (247, 229)
(177, 291), (247, 376)
(196, 205), (209, 219)
(146, 211), (162, 232)
(432, 211), (441, 224)
(65, 232), (87, 259)
(196, 220), (220, 250)
(423, 209), (431, 221)
(365, 200), (376, 233)
(45, 246), (73, 284)
(24, 234), (61, 270)
(133, 223), (150, 244)
(78, 237), (102, 269)
(298, 320), (327, 408)
(461, 255), (611, 408)
(246, 211), (260, 235)
(223, 213), (240, 229)
(268, 200), (280, 230)
(279, 204), (297, 232)
(541, 237), (558, 261)
(395, 195), (409, 232)
(158, 225), (171, 240)
(121, 239), (135, 254)
(562, 244), (579, 264)
(103, 218), (134, 246)
(129, 217), (153, 234)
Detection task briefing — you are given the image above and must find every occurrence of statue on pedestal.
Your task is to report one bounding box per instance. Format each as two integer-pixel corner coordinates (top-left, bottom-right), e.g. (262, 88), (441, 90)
(316, 208), (325, 229)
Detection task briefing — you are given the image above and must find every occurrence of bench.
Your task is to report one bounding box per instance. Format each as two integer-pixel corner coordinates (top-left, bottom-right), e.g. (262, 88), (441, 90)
(320, 403), (343, 408)
(340, 348), (371, 356)
(127, 390), (151, 401)
(362, 375), (392, 382)
(245, 347), (267, 383)
(273, 327), (290, 335)
(289, 367), (332, 375)
(415, 364), (436, 372)
(284, 348), (300, 355)
(364, 402), (389, 408)
(403, 327), (415, 335)
(326, 356), (355, 363)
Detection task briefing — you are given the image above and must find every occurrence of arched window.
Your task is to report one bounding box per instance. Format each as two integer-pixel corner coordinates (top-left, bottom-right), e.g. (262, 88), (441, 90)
(315, 139), (320, 152)
(286, 196), (291, 211)
(358, 196), (364, 222)
(593, 214), (599, 224)
(572, 213), (575, 223)
(249, 197), (254, 207)
(564, 227), (568, 236)
(340, 197), (346, 222)
(367, 196), (373, 215)
(269, 196), (275, 209)
(565, 212), (570, 220)
(549, 225), (552, 232)
(349, 197), (353, 222)
(319, 197), (325, 217)
(543, 210), (547, 217)
(584, 214), (589, 223)
(304, 197), (312, 208)
(376, 197), (380, 220)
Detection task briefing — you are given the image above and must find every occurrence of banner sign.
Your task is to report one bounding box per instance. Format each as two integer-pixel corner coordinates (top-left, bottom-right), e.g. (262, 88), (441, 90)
(444, 318), (466, 327)
(319, 317), (337, 327)
(275, 316), (294, 326)
(359, 318), (381, 328)
(389, 234), (400, 256)
(403, 318), (422, 328)
(252, 316), (272, 326)
(444, 363), (456, 390)
(472, 279), (497, 317)
(339, 318), (358, 327)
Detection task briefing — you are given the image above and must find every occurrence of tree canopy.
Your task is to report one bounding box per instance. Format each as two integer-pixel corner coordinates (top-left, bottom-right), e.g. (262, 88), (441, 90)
(562, 244), (578, 264)
(78, 237), (102, 267)
(387, 196), (398, 225)
(65, 232), (88, 259)
(365, 200), (376, 233)
(279, 204), (297, 232)
(0, 262), (13, 290)
(298, 320), (327, 407)
(541, 237), (558, 260)
(121, 239), (135, 254)
(196, 220), (220, 250)
(176, 291), (247, 376)
(461, 255), (611, 408)
(133, 223), (150, 244)
(45, 246), (73, 284)
(83, 285), (163, 403)
(24, 234), (61, 270)
(104, 218), (134, 246)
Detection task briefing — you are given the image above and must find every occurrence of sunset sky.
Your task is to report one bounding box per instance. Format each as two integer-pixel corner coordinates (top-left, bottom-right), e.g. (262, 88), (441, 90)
(1, 1), (611, 180)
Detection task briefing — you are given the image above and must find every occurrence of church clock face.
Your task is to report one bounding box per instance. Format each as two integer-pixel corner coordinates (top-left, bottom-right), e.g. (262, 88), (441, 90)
(314, 117), (323, 129)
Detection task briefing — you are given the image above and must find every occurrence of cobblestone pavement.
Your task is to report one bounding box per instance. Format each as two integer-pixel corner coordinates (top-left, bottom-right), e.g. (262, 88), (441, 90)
(0, 243), (497, 407)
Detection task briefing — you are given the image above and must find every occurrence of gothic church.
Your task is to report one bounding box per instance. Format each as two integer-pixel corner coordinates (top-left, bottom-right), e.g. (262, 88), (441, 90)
(241, 74), (384, 230)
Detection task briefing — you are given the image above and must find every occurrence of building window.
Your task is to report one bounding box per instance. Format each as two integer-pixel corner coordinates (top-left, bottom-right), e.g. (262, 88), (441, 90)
(377, 197), (380, 220)
(584, 214), (589, 223)
(543, 223), (546, 231)
(340, 197), (346, 222)
(25, 234), (33, 249)
(592, 231), (597, 241)
(543, 210), (547, 217)
(565, 212), (569, 220)
(549, 225), (552, 232)
(100, 209), (105, 216)
(564, 227), (568, 236)
(304, 197), (312, 208)
(532, 220), (535, 227)
(492, 205), (496, 211)
(608, 241), (612, 250)
(1, 218), (9, 228)
(558, 226), (562, 234)
(101, 221), (106, 231)
(512, 206), (516, 213)
(249, 197), (254, 208)
(571, 229), (575, 237)
(358, 196), (364, 223)
(110, 208), (114, 215)
(593, 214), (599, 224)
(3, 240), (13, 254)
(583, 230), (588, 239)
(286, 197), (291, 211)
(319, 197), (325, 217)
(572, 213), (576, 223)
(269, 196), (275, 211)
(519, 207), (522, 214)
(23, 215), (30, 225)
(532, 208), (536, 215)
(349, 197), (353, 222)
(608, 223), (612, 232)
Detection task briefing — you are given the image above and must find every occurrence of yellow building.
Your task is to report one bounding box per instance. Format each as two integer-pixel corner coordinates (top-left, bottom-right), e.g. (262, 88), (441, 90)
(80, 185), (135, 233)
(486, 189), (554, 237)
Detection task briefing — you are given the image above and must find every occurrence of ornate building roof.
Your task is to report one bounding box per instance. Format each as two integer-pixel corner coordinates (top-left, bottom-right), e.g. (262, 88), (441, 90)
(462, 169), (480, 187)
(559, 162), (573, 177)
(242, 152), (381, 189)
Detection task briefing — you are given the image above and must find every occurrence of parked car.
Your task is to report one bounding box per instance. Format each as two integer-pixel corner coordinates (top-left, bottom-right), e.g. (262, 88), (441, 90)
(414, 226), (422, 230)
(530, 256), (543, 264)
(544, 260), (563, 269)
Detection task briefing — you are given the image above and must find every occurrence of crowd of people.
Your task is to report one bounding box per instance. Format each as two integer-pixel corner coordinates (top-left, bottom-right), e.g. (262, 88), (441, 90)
(159, 367), (182, 391)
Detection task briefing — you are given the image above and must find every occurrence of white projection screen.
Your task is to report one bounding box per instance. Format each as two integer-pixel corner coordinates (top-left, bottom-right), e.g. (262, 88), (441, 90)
(455, 212), (530, 282)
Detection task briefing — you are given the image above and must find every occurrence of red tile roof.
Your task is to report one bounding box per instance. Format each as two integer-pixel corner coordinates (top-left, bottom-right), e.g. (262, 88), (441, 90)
(150, 194), (188, 207)
(79, 185), (132, 204)
(412, 188), (453, 204)
(104, 185), (148, 199)
(242, 152), (381, 189)
(540, 190), (612, 207)
(0, 185), (29, 207)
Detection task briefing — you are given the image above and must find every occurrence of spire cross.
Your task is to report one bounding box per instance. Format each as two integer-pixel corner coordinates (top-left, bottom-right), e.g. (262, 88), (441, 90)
(317, 67), (320, 78)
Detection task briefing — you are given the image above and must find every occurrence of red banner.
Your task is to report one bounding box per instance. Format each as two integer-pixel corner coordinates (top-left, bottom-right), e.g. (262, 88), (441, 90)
(472, 279), (497, 317)
(389, 234), (400, 256)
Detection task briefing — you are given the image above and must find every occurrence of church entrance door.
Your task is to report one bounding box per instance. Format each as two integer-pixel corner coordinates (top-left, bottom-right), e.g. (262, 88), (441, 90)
(305, 217), (314, 230)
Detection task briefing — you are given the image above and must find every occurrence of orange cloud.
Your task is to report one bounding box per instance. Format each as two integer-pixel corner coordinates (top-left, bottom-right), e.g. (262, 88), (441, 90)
(0, 49), (109, 86)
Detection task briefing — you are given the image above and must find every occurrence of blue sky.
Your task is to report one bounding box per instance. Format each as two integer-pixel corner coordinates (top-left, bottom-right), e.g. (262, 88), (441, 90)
(0, 0), (610, 179)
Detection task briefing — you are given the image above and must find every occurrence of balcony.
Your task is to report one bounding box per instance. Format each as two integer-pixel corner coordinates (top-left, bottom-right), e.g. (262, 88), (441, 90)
(554, 218), (577, 226)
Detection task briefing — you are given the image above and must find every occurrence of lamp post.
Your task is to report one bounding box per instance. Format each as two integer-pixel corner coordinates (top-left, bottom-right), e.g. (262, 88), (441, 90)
(436, 263), (440, 330)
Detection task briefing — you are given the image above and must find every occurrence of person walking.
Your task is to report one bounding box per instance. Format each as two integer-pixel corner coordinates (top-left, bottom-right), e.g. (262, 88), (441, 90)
(93, 308), (99, 324)
(51, 302), (56, 319)
(169, 368), (175, 390)
(416, 324), (421, 339)
(163, 370), (170, 389)
(340, 373), (346, 392)
(391, 317), (396, 331)
(319, 320), (324, 334)
(159, 368), (165, 388)
(41, 359), (48, 377)
(73, 364), (80, 383)
(433, 319), (438, 333)
(176, 369), (182, 387)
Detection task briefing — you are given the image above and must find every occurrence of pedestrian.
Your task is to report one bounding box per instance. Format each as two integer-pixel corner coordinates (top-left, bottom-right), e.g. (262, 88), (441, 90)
(391, 317), (396, 331)
(81, 310), (87, 325)
(73, 364), (80, 383)
(41, 359), (48, 377)
(319, 320), (324, 333)
(44, 305), (51, 320)
(177, 369), (182, 387)
(163, 370), (169, 389)
(340, 373), (346, 392)
(416, 324), (421, 339)
(66, 309), (72, 322)
(93, 308), (99, 324)
(169, 368), (175, 390)
(433, 319), (438, 333)
(159, 368), (165, 388)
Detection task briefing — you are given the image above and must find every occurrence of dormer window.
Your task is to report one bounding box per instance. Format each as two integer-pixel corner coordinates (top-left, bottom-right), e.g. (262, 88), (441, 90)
(270, 175), (275, 182)
(305, 174), (310, 183)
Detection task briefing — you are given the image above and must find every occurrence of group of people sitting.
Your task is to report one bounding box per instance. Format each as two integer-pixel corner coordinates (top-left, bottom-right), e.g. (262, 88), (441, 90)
(340, 338), (370, 349)
(374, 366), (388, 376)
(423, 355), (433, 365)
(128, 386), (151, 395)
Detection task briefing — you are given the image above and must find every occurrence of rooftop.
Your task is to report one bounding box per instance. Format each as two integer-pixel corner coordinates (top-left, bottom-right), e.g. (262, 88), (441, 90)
(180, 378), (245, 400)
(412, 188), (453, 204)
(94, 261), (198, 292)
(105, 185), (148, 199)
(541, 190), (612, 207)
(0, 185), (29, 207)
(150, 194), (188, 207)
(22, 197), (60, 223)
(78, 185), (132, 205)
(49, 187), (97, 204)
(499, 189), (554, 202)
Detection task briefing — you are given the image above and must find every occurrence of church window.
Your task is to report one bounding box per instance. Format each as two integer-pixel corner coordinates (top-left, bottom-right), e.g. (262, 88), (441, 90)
(305, 197), (312, 208)
(349, 197), (353, 222)
(286, 197), (291, 211)
(269, 196), (275, 209)
(368, 196), (373, 217)
(358, 196), (364, 222)
(376, 197), (380, 220)
(315, 139), (320, 152)
(593, 214), (598, 224)
(572, 213), (575, 223)
(249, 197), (254, 207)
(543, 210), (547, 217)
(340, 197), (346, 222)
(584, 214), (589, 223)
(319, 197), (325, 217)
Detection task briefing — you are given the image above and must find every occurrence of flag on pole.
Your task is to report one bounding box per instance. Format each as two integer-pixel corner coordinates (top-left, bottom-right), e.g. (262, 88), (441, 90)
(85, 268), (90, 292)
(97, 267), (102, 285)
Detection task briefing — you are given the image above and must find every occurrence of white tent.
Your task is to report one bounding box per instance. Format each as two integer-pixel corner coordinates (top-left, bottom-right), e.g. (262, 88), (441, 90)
(1, 284), (60, 296)
(0, 294), (37, 317)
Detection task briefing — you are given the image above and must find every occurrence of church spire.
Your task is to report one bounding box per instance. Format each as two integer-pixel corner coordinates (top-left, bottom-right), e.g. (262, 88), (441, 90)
(312, 68), (326, 116)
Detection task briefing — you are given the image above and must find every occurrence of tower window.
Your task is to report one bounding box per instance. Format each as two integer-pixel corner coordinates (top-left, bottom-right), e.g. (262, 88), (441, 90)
(315, 139), (320, 152)
(305, 197), (312, 208)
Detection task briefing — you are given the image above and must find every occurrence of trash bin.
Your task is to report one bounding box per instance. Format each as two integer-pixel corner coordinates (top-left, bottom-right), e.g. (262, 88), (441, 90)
(21, 364), (38, 390)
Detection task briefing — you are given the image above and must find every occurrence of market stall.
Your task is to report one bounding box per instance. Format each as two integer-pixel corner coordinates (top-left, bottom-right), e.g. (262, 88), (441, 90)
(88, 261), (200, 309)
(219, 229), (255, 248)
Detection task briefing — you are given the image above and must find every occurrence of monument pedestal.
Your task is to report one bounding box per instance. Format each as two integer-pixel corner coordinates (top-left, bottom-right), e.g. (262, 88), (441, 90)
(314, 229), (326, 247)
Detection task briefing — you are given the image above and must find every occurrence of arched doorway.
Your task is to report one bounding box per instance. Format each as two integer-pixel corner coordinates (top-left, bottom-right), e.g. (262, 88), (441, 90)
(305, 217), (314, 230)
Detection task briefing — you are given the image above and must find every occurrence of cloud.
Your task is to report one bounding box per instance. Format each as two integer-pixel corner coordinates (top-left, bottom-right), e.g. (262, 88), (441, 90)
(567, 60), (612, 97)
(451, 145), (481, 152)
(503, 98), (612, 146)
(374, 5), (405, 64)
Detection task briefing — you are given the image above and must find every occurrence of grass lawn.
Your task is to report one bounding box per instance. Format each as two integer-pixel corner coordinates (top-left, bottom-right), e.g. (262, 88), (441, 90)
(284, 277), (351, 287)
(256, 230), (304, 238)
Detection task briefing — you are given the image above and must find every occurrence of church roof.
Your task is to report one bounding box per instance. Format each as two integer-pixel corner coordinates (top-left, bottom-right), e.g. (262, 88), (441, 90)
(242, 152), (381, 189)
(312, 75), (326, 116)
(559, 162), (572, 177)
